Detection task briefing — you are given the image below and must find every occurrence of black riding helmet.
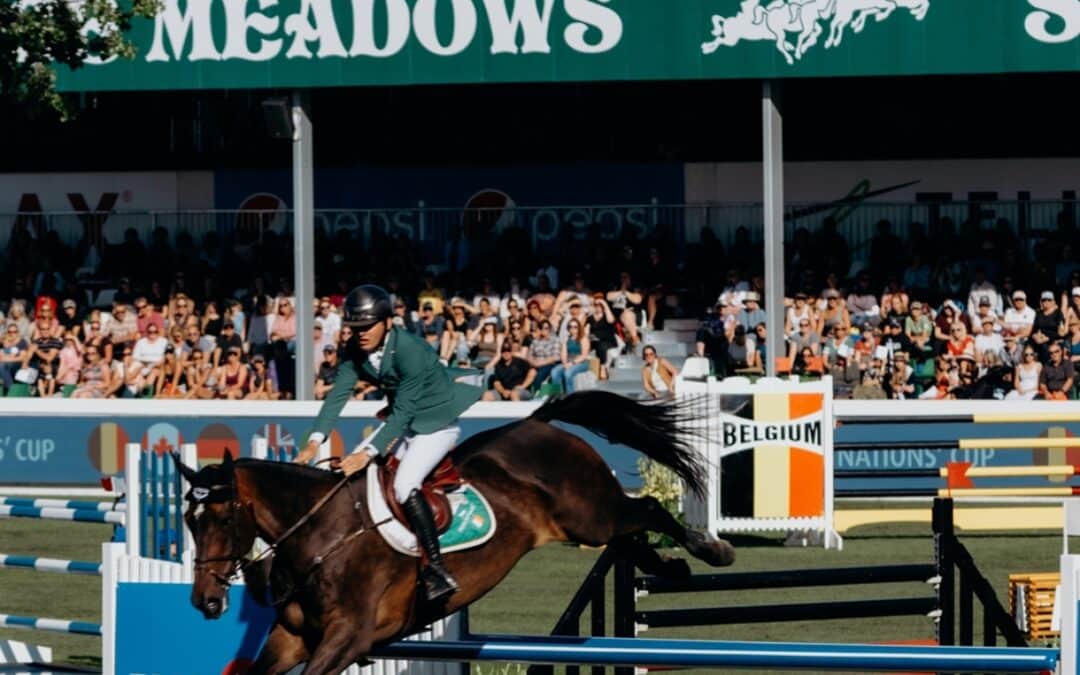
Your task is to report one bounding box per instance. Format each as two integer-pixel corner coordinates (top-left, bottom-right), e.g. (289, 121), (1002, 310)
(343, 285), (393, 330)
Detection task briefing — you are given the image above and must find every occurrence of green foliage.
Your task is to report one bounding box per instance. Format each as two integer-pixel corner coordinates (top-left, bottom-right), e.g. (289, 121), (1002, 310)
(636, 456), (684, 548)
(0, 0), (158, 119)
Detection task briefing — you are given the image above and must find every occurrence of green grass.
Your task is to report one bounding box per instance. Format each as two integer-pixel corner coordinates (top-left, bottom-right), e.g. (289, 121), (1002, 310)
(0, 515), (1066, 672)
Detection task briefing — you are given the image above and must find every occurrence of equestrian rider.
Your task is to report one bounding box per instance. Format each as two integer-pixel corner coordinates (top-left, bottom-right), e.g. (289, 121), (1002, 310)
(295, 285), (482, 602)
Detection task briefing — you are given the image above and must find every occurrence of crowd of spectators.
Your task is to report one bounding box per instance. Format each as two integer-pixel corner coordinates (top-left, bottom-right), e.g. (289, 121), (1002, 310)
(3, 210), (1079, 402)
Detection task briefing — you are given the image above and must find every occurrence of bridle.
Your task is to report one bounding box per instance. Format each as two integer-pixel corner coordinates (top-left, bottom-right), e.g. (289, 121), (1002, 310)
(187, 469), (384, 593)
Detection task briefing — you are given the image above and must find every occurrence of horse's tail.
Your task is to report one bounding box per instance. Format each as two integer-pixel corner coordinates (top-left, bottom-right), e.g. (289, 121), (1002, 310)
(530, 391), (707, 497)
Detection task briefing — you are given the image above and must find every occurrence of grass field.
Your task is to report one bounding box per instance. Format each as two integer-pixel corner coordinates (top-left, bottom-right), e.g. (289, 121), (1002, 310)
(0, 513), (1065, 672)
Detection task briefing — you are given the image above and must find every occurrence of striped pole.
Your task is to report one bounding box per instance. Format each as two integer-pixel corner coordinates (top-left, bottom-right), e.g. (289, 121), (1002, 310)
(0, 614), (101, 636)
(0, 497), (125, 512)
(0, 554), (101, 575)
(0, 505), (124, 525)
(835, 437), (1080, 450)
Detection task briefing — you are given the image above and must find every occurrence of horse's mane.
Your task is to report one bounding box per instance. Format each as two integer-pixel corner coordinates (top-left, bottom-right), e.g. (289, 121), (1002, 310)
(234, 457), (343, 485)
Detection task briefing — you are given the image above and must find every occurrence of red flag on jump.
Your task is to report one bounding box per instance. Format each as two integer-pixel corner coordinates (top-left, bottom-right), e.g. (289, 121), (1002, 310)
(946, 461), (974, 490)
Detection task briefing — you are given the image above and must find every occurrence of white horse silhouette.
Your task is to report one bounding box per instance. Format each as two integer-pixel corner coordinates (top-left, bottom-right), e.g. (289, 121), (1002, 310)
(702, 0), (802, 64)
(792, 0), (837, 60)
(826, 0), (930, 49)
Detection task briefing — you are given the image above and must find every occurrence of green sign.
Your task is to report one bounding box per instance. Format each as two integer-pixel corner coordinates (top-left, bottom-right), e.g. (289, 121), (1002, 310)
(58, 0), (1080, 91)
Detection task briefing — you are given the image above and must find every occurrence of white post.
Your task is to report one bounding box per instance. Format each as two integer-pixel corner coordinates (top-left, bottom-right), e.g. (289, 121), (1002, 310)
(100, 542), (124, 675)
(180, 443), (198, 558)
(1061, 554), (1079, 675)
(823, 377), (841, 550)
(124, 443), (142, 558)
(762, 80), (785, 377)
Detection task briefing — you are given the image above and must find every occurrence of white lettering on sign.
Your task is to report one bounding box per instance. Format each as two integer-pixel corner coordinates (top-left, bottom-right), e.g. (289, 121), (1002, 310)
(13, 439), (56, 462)
(1025, 0), (1080, 43)
(145, 0), (624, 63)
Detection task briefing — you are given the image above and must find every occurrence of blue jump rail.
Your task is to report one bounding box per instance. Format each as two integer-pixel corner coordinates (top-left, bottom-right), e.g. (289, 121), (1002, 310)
(0, 554), (102, 575)
(0, 613), (102, 636)
(0, 505), (125, 524)
(371, 634), (1060, 674)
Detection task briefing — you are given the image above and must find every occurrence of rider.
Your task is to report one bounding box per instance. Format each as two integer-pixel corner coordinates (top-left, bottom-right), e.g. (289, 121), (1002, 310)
(295, 284), (482, 602)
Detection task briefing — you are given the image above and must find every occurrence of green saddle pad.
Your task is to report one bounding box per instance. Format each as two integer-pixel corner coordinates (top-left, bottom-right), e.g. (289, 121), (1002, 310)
(439, 485), (497, 553)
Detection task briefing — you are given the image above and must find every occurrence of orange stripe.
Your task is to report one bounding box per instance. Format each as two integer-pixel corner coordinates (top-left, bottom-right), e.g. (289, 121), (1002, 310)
(788, 393), (823, 419)
(788, 448), (824, 517)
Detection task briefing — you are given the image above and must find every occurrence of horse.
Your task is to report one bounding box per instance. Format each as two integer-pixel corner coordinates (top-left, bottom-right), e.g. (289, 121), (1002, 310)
(174, 391), (736, 675)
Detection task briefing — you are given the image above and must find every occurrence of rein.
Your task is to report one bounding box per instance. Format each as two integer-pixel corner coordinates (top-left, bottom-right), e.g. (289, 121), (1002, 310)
(192, 467), (386, 592)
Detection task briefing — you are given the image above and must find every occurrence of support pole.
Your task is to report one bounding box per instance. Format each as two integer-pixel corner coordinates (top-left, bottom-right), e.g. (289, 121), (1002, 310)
(762, 81), (785, 377)
(293, 90), (315, 401)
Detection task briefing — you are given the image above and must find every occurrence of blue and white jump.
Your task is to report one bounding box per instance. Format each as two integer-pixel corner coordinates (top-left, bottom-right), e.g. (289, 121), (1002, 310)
(0, 554), (101, 575)
(0, 614), (102, 637)
(0, 505), (124, 524)
(0, 497), (125, 512)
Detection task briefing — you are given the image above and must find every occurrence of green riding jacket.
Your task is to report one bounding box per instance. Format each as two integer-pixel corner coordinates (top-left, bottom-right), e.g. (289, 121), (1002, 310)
(309, 326), (483, 456)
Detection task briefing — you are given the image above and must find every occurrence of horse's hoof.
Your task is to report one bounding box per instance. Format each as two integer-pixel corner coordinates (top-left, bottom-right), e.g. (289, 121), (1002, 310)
(661, 557), (692, 579)
(702, 538), (736, 567)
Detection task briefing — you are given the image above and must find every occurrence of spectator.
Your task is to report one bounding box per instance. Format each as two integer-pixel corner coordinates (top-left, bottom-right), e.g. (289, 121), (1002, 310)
(155, 345), (185, 398)
(934, 301), (970, 350)
(134, 296), (164, 338)
(244, 354), (278, 400)
(945, 322), (976, 378)
(473, 277), (500, 311)
(105, 302), (139, 347)
(71, 346), (111, 398)
(641, 344), (676, 399)
(213, 322), (243, 367)
(482, 341), (536, 401)
(558, 300), (589, 341)
(201, 301), (223, 337)
(184, 348), (215, 399)
(973, 318), (1004, 364)
(1031, 291), (1068, 362)
(338, 325), (354, 349)
(829, 349), (861, 399)
(390, 298), (416, 334)
(881, 318), (913, 362)
(971, 297), (1000, 331)
(503, 320), (531, 360)
(440, 298), (474, 365)
(728, 325), (760, 372)
(919, 355), (957, 400)
(905, 301), (934, 359)
(818, 290), (850, 338)
(787, 316), (821, 361)
(792, 346), (822, 377)
(846, 273), (880, 331)
(315, 298), (341, 344)
(880, 277), (909, 322)
(36, 361), (56, 397)
(55, 334), (82, 391)
(247, 294), (274, 355)
(753, 322), (769, 366)
(584, 296), (619, 380)
(785, 292), (815, 336)
(0, 324), (29, 392)
(315, 345), (339, 397)
(58, 299), (81, 337)
(1006, 346), (1042, 400)
(414, 302), (445, 347)
(853, 356), (887, 399)
(696, 299), (730, 378)
(737, 292), (766, 330)
(27, 311), (63, 375)
(966, 269), (1002, 324)
(216, 347), (248, 400)
(1003, 290), (1035, 339)
(8, 301), (31, 341)
(822, 323), (849, 366)
(224, 298), (246, 342)
(469, 319), (500, 371)
(416, 273), (445, 316)
(606, 271), (643, 349)
(1039, 342), (1075, 400)
(116, 344), (149, 398)
(527, 320), (560, 385)
(888, 351), (915, 399)
(132, 324), (167, 381)
(169, 293), (194, 331)
(551, 318), (592, 393)
(1001, 330), (1023, 368)
(1065, 287), (1080, 333)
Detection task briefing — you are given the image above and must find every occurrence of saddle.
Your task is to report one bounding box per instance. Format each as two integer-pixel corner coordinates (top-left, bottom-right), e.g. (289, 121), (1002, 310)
(377, 454), (463, 535)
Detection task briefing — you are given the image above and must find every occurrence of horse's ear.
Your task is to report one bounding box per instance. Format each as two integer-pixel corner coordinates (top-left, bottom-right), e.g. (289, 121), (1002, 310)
(222, 449), (235, 468)
(171, 452), (198, 483)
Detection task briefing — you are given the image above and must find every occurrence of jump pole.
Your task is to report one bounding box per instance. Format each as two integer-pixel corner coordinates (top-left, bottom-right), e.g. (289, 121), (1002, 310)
(369, 634), (1059, 673)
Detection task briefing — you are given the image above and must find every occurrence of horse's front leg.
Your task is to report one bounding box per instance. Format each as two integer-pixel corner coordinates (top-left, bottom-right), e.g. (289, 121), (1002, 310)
(300, 613), (374, 675)
(248, 622), (309, 675)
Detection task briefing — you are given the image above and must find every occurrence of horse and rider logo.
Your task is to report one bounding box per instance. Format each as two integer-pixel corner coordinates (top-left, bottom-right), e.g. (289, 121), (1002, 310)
(702, 0), (930, 65)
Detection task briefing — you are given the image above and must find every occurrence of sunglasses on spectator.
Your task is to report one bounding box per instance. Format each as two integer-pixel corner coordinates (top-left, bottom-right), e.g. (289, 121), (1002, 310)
(148, 328), (159, 334)
(91, 323), (100, 329)
(800, 322), (809, 327)
(123, 350), (133, 356)
(228, 350), (241, 357)
(6, 328), (17, 334)
(1024, 351), (1036, 357)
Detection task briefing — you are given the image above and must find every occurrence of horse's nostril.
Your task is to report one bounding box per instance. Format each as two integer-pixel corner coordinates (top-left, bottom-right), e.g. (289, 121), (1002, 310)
(205, 599), (221, 614)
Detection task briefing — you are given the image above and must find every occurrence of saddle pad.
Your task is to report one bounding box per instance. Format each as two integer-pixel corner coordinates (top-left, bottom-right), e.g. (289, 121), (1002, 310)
(366, 467), (497, 557)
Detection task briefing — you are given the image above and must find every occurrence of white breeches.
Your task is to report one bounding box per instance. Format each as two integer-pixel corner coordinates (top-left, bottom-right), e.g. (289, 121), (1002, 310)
(360, 424), (462, 503)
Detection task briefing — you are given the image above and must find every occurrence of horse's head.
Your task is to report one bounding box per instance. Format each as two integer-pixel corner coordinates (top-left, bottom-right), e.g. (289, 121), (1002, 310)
(172, 450), (257, 619)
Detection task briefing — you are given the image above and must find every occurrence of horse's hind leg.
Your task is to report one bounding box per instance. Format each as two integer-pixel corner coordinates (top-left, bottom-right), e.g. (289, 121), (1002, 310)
(615, 495), (735, 567)
(249, 622), (308, 675)
(611, 534), (691, 579)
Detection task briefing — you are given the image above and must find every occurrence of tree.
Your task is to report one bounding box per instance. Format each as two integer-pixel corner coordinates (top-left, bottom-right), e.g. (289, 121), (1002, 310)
(0, 0), (157, 119)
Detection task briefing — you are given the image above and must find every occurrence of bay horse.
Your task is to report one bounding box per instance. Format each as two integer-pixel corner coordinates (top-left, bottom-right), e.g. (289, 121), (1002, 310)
(175, 391), (735, 675)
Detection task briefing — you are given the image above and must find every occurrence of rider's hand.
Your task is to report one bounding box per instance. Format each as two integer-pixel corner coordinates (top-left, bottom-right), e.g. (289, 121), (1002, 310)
(294, 439), (320, 465)
(340, 452), (373, 476)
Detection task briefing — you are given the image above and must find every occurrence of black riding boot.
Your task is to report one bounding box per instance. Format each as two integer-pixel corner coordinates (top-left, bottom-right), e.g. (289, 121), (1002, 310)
(402, 490), (459, 602)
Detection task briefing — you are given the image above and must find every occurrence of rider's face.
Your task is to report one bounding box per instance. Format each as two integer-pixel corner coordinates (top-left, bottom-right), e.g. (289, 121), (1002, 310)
(358, 319), (389, 352)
